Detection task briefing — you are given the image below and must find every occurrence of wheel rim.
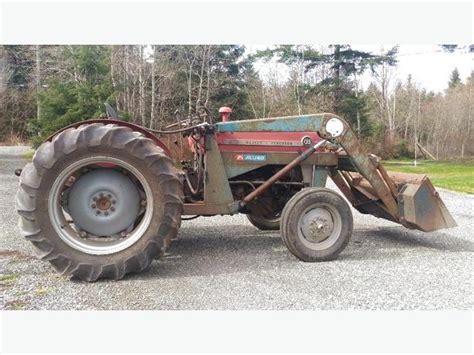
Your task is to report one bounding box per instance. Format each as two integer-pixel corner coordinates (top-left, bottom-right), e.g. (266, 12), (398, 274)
(48, 156), (154, 255)
(297, 203), (342, 250)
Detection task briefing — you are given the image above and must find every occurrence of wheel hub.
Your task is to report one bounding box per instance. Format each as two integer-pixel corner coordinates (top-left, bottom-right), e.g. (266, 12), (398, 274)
(67, 168), (141, 236)
(95, 195), (112, 211)
(91, 192), (116, 215)
(299, 207), (334, 243)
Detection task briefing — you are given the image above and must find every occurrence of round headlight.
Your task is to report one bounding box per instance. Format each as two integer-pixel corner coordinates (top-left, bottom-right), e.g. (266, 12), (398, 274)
(325, 117), (344, 138)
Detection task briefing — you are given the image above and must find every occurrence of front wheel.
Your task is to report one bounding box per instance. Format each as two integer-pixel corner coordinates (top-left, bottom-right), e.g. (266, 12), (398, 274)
(280, 188), (353, 261)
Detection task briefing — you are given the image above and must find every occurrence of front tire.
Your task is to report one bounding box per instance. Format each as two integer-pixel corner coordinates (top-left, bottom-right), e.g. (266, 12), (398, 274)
(16, 123), (183, 281)
(280, 188), (353, 261)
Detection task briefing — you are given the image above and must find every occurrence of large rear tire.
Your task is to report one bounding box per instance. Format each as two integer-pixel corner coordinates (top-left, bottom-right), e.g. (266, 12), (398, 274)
(16, 123), (183, 281)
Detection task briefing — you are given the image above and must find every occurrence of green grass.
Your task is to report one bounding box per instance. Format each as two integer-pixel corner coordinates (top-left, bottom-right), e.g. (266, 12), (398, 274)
(0, 273), (20, 288)
(382, 159), (474, 194)
(21, 149), (35, 160)
(0, 273), (19, 282)
(34, 287), (49, 296)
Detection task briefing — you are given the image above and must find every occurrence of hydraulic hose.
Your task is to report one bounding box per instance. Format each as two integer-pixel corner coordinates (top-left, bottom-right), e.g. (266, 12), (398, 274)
(147, 122), (209, 135)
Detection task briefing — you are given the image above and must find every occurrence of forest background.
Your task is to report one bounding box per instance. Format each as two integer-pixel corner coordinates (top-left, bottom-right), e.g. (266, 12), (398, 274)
(0, 44), (472, 160)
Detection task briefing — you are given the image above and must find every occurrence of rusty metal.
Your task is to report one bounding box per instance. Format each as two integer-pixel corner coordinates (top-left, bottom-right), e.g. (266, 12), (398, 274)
(376, 163), (399, 198)
(203, 133), (234, 206)
(334, 128), (400, 218)
(183, 201), (240, 215)
(230, 180), (304, 187)
(240, 140), (327, 206)
(329, 169), (358, 206)
(397, 175), (457, 231)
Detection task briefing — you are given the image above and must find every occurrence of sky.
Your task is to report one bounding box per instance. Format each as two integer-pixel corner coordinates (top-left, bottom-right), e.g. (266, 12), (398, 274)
(356, 45), (473, 92)
(248, 44), (473, 94)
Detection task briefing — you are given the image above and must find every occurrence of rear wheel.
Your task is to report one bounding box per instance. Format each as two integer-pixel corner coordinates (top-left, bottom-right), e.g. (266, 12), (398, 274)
(280, 188), (352, 261)
(16, 123), (183, 281)
(246, 211), (280, 231)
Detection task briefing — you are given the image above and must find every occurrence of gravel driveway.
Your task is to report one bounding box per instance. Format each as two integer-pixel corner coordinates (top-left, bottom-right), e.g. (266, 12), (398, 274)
(1, 146), (473, 310)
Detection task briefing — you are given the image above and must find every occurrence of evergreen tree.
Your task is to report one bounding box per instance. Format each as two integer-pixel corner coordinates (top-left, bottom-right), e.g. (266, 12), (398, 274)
(315, 45), (397, 128)
(255, 45), (397, 134)
(448, 67), (461, 88)
(31, 46), (113, 146)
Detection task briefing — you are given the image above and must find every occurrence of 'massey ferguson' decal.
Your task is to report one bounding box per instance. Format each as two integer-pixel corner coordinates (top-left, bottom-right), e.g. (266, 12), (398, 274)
(223, 139), (302, 146)
(235, 154), (267, 162)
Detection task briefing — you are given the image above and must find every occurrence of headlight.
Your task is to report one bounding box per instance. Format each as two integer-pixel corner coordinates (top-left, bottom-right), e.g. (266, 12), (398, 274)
(325, 117), (344, 138)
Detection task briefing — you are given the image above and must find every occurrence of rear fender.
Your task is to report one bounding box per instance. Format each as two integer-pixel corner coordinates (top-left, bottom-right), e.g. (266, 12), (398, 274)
(44, 119), (171, 157)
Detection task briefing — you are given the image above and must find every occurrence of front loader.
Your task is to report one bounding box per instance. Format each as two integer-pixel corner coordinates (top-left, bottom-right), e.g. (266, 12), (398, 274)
(16, 109), (456, 281)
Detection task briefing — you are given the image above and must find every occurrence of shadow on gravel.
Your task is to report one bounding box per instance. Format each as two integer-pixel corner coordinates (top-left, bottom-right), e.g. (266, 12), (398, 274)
(128, 223), (474, 281)
(130, 225), (293, 280)
(365, 226), (474, 252)
(21, 223), (472, 283)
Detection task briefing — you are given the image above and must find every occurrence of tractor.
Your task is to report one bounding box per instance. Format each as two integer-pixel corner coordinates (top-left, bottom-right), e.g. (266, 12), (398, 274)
(15, 106), (456, 281)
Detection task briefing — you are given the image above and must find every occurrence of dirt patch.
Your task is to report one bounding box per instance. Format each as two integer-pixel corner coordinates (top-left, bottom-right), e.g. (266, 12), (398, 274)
(0, 249), (36, 261)
(4, 299), (28, 310)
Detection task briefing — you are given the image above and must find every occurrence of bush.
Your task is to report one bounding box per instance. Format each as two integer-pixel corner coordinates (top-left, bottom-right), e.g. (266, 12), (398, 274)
(396, 139), (414, 159)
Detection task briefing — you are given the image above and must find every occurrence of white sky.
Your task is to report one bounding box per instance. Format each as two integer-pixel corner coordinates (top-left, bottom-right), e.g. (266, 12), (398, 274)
(248, 44), (473, 93)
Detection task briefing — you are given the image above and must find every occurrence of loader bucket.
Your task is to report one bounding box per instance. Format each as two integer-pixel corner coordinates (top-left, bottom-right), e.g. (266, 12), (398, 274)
(332, 161), (457, 233)
(390, 172), (457, 232)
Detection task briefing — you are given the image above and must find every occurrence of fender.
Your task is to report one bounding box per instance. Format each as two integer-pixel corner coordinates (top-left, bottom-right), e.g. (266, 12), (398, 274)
(44, 119), (171, 157)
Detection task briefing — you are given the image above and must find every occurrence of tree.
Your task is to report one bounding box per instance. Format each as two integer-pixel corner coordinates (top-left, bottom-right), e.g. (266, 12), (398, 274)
(1, 44), (472, 160)
(448, 67), (461, 89)
(31, 46), (113, 146)
(0, 45), (36, 142)
(254, 45), (398, 135)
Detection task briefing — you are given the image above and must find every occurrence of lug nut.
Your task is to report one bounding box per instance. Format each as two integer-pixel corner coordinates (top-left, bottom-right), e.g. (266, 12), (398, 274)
(93, 196), (98, 201)
(104, 212), (109, 216)
(96, 211), (101, 215)
(107, 194), (112, 198)
(99, 193), (104, 197)
(120, 231), (127, 238)
(91, 204), (96, 208)
(80, 231), (87, 238)
(110, 207), (115, 212)
(112, 200), (116, 204)
(141, 200), (147, 206)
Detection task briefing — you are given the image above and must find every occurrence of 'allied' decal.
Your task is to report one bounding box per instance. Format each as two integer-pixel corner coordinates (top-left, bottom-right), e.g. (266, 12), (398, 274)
(235, 154), (267, 162)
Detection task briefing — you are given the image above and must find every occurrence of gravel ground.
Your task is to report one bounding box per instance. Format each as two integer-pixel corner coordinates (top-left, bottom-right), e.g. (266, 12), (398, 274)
(1, 146), (473, 310)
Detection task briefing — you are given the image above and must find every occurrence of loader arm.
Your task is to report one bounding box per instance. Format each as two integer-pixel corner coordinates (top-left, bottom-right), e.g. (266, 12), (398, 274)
(216, 113), (456, 232)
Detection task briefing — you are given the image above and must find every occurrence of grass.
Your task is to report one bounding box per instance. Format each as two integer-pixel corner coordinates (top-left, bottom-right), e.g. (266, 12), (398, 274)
(34, 287), (49, 296)
(21, 149), (35, 160)
(382, 159), (474, 194)
(0, 273), (20, 288)
(0, 273), (19, 283)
